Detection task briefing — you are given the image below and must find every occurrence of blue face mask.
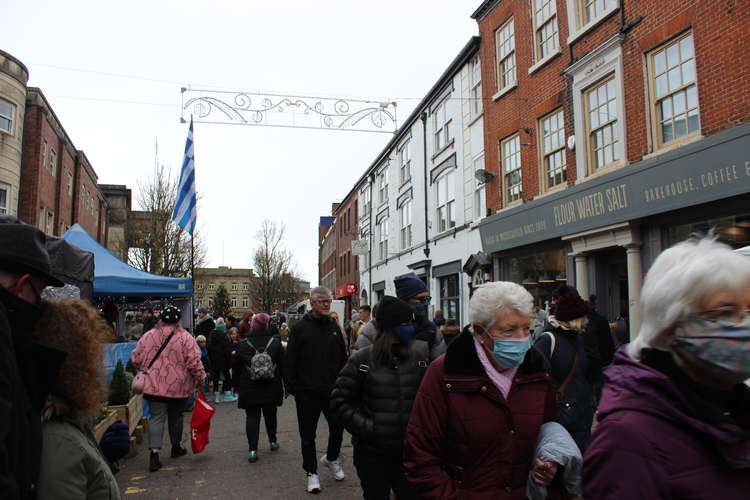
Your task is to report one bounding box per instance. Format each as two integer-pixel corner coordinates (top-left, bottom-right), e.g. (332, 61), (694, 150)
(490, 337), (531, 368)
(393, 324), (417, 343)
(409, 302), (428, 320)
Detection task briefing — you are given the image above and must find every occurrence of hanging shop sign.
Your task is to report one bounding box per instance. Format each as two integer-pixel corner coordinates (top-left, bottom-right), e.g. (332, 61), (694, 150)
(479, 123), (750, 253)
(351, 239), (369, 256)
(335, 282), (358, 298)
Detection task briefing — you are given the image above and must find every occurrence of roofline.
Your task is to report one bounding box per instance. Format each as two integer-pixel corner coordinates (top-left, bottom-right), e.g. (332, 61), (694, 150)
(471, 0), (501, 21)
(0, 49), (29, 85)
(26, 87), (80, 158)
(341, 36), (481, 202)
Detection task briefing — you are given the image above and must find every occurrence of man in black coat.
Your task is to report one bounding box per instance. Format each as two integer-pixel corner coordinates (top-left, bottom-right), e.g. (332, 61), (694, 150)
(194, 306), (215, 338)
(283, 286), (348, 494)
(0, 218), (66, 499)
(141, 307), (157, 335)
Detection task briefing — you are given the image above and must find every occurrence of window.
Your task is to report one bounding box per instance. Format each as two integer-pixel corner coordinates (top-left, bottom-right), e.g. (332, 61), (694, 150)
(197, 300), (202, 308)
(398, 141), (411, 184)
(231, 283), (237, 291)
(649, 32), (700, 148)
(585, 76), (620, 171)
(501, 135), (522, 204)
(0, 183), (8, 214)
(360, 228), (370, 269)
(439, 274), (460, 326)
(360, 186), (371, 217)
(495, 18), (516, 91)
(436, 170), (456, 233)
(208, 297), (214, 307)
(377, 168), (388, 204)
(377, 217), (388, 261)
(0, 98), (14, 134)
(539, 109), (567, 190)
(231, 297), (237, 308)
(581, 0), (609, 24)
(49, 149), (56, 177)
(198, 283), (204, 289)
(532, 0), (559, 62)
(473, 153), (486, 220)
(209, 283), (216, 290)
(434, 98), (453, 151)
(399, 199), (412, 250)
(470, 55), (482, 115)
(42, 140), (48, 169)
(67, 172), (73, 196)
(242, 297), (249, 308)
(243, 283), (249, 290)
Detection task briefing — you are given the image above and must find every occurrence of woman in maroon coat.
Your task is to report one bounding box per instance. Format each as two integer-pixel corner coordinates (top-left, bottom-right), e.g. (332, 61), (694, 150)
(404, 281), (559, 499)
(583, 238), (750, 498)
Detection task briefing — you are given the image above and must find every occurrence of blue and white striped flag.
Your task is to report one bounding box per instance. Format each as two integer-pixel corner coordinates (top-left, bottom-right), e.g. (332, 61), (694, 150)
(171, 119), (196, 235)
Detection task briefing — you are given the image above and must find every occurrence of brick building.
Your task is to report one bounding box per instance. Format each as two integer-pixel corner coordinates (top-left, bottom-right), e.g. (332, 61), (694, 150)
(332, 188), (359, 316)
(318, 215), (337, 292)
(473, 0), (750, 338)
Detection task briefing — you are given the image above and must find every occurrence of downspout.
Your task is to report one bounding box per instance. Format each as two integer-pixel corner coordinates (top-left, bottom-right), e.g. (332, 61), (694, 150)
(420, 112), (430, 259)
(368, 172), (374, 303)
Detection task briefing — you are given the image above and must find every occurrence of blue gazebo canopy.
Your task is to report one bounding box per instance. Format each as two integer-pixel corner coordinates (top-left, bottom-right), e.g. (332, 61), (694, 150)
(61, 224), (192, 298)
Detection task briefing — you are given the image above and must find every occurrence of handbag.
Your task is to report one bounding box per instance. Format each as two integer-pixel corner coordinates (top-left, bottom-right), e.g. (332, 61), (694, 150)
(132, 327), (177, 394)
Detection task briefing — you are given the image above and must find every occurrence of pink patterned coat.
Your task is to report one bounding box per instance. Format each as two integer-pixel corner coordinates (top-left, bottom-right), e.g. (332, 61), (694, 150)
(131, 323), (206, 399)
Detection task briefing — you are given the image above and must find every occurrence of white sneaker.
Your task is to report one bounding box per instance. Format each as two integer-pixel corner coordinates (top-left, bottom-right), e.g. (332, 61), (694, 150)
(306, 473), (321, 494)
(320, 454), (345, 481)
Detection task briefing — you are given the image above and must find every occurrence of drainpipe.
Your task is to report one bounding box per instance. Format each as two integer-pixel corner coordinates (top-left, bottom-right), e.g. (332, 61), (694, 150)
(368, 172), (374, 304)
(420, 112), (430, 259)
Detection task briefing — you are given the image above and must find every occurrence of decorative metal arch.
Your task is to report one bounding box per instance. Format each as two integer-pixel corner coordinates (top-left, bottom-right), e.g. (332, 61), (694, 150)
(181, 87), (397, 134)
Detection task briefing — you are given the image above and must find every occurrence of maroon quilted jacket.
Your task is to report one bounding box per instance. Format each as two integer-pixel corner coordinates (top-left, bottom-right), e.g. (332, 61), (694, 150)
(404, 329), (557, 499)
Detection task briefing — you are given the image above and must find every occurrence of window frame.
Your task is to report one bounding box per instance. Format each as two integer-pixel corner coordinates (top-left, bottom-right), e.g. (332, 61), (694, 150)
(647, 31), (701, 151)
(209, 283), (216, 291)
(531, 0), (559, 63)
(398, 140), (411, 184)
(472, 152), (487, 220)
(500, 134), (523, 207)
(377, 216), (389, 261)
(435, 170), (456, 233)
(538, 108), (568, 192)
(360, 186), (371, 217)
(495, 17), (516, 94)
(49, 149), (57, 177)
(0, 98), (15, 135)
(242, 297), (249, 308)
(399, 198), (412, 250)
(0, 183), (9, 215)
(470, 55), (482, 116)
(377, 168), (389, 205)
(433, 98), (453, 151)
(584, 75), (620, 174)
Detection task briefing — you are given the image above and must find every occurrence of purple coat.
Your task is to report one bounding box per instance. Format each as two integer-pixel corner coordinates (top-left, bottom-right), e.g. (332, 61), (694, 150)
(583, 348), (750, 499)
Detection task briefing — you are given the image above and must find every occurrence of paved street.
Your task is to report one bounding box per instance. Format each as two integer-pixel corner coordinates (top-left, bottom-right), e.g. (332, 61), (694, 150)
(117, 399), (362, 499)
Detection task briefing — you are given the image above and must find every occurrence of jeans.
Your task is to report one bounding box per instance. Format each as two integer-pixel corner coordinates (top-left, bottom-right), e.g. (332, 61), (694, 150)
(353, 447), (416, 500)
(245, 405), (278, 451)
(148, 398), (187, 451)
(294, 394), (344, 474)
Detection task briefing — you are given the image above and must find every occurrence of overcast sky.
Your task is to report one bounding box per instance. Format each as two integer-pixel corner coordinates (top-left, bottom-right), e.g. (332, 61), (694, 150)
(3, 0), (478, 284)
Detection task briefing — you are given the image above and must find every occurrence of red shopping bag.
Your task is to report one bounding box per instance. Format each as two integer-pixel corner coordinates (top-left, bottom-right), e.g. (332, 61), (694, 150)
(190, 391), (215, 453)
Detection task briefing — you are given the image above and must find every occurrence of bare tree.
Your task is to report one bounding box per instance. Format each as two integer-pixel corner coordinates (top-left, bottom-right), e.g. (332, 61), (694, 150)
(249, 220), (302, 312)
(128, 162), (207, 277)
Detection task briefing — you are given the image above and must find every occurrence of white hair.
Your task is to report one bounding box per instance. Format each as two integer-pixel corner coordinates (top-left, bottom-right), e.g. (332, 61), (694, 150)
(628, 237), (750, 360)
(469, 281), (534, 330)
(310, 286), (332, 302)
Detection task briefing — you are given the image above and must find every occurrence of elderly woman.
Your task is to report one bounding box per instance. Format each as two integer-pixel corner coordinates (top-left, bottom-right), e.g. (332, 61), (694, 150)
(404, 281), (558, 499)
(584, 238), (750, 498)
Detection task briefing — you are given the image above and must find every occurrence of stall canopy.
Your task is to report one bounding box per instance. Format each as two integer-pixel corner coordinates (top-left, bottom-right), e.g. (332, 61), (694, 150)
(61, 224), (192, 298)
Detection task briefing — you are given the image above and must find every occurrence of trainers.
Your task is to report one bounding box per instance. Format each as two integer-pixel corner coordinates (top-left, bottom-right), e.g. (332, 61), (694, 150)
(270, 441), (280, 451)
(248, 450), (258, 463)
(149, 451), (162, 472)
(223, 390), (238, 402)
(320, 454), (345, 481)
(306, 473), (321, 494)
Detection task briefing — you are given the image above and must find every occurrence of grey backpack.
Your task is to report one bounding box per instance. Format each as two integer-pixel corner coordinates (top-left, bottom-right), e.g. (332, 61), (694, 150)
(245, 337), (276, 381)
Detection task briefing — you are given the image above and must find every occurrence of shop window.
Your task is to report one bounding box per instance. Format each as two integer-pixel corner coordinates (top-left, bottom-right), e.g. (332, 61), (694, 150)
(539, 109), (567, 191)
(585, 76), (620, 172)
(648, 32), (700, 149)
(495, 17), (516, 93)
(0, 98), (14, 134)
(666, 213), (750, 250)
(502, 248), (567, 308)
(439, 274), (460, 326)
(501, 135), (522, 205)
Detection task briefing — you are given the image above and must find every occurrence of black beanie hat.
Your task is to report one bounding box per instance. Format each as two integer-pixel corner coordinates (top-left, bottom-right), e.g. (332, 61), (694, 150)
(553, 284), (590, 321)
(160, 304), (181, 324)
(375, 296), (414, 331)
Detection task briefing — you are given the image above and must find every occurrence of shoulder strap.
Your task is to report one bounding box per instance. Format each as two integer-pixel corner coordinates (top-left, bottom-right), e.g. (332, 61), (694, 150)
(147, 328), (177, 369)
(543, 331), (556, 359)
(262, 336), (274, 352)
(557, 351), (579, 399)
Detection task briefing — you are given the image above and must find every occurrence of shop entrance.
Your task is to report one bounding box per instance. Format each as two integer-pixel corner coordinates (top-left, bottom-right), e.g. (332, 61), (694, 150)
(593, 248), (629, 324)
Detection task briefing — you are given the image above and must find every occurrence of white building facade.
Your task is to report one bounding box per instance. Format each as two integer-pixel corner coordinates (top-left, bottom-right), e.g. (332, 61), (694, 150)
(358, 37), (488, 326)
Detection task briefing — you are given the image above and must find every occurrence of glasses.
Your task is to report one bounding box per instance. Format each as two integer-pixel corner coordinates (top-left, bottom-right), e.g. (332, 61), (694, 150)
(411, 296), (431, 305)
(693, 306), (750, 325)
(314, 299), (332, 305)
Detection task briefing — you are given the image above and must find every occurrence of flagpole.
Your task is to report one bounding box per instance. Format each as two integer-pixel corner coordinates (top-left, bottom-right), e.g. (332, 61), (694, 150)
(191, 230), (195, 334)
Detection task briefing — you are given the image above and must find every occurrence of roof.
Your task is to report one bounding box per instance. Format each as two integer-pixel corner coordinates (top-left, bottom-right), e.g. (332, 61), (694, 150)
(471, 0), (501, 21)
(61, 224), (192, 297)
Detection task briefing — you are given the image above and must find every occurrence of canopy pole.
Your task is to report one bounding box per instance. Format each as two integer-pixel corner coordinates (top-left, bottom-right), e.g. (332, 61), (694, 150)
(191, 232), (195, 335)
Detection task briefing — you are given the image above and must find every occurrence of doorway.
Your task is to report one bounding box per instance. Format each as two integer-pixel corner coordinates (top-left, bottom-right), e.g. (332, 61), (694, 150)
(592, 248), (629, 323)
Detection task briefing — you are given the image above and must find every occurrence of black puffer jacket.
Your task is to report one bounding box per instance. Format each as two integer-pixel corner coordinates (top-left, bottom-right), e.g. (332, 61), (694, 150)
(283, 312), (347, 399)
(207, 329), (231, 372)
(331, 339), (430, 456)
(232, 328), (284, 408)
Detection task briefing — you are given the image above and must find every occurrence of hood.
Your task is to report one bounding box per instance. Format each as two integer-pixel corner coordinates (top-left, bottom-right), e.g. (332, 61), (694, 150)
(600, 347), (749, 448)
(197, 314), (214, 324)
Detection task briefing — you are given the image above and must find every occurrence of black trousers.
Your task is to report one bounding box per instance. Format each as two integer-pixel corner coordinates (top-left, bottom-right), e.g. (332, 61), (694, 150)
(353, 447), (416, 500)
(245, 405), (278, 451)
(148, 398), (187, 451)
(210, 368), (232, 392)
(294, 394), (344, 474)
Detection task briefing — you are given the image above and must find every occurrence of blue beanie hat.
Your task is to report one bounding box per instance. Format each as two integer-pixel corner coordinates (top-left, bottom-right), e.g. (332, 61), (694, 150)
(99, 420), (131, 463)
(394, 272), (427, 300)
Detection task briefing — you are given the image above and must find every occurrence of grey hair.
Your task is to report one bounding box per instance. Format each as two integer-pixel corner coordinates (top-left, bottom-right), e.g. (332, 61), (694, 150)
(469, 281), (534, 330)
(628, 237), (750, 360)
(310, 286), (332, 302)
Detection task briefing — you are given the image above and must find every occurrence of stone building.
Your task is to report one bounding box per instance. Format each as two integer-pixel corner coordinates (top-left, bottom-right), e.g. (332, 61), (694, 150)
(195, 266), (254, 318)
(0, 49), (28, 216)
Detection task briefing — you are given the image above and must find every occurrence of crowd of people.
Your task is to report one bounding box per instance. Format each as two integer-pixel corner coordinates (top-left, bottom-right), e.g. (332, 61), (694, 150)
(2, 213), (750, 499)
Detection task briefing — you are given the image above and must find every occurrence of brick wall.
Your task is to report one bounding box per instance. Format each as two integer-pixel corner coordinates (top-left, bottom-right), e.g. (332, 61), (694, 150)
(333, 190), (358, 299)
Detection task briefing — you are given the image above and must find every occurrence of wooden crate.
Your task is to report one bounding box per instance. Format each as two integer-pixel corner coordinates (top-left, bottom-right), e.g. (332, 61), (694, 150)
(93, 410), (118, 442)
(108, 394), (144, 435)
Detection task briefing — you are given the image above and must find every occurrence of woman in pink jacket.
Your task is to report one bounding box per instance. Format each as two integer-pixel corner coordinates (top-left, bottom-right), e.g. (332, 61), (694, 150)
(131, 304), (206, 472)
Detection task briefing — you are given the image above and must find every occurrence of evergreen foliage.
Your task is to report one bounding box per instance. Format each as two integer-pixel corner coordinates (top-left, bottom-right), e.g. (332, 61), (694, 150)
(125, 358), (137, 375)
(109, 360), (131, 405)
(212, 284), (233, 319)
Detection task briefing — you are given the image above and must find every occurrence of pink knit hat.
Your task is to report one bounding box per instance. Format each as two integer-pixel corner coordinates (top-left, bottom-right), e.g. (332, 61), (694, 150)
(251, 313), (271, 331)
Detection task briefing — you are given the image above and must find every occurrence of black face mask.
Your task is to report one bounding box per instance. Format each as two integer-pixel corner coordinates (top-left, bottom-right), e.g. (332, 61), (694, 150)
(0, 283), (43, 333)
(409, 301), (429, 320)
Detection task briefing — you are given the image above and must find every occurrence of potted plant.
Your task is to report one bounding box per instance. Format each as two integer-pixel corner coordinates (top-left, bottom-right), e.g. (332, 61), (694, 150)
(108, 360), (144, 434)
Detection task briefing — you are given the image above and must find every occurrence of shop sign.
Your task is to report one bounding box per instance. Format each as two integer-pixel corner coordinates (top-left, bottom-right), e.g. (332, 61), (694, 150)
(479, 124), (750, 253)
(351, 239), (369, 256)
(335, 282), (358, 298)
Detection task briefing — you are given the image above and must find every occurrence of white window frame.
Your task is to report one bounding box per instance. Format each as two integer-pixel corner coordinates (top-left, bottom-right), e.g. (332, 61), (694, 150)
(530, 0), (560, 69)
(435, 170), (456, 233)
(647, 31), (700, 150)
(243, 283), (249, 291)
(470, 55), (482, 116)
(565, 34), (627, 180)
(242, 297), (249, 308)
(377, 168), (389, 205)
(539, 108), (567, 192)
(399, 198), (412, 250)
(360, 186), (371, 218)
(501, 135), (523, 206)
(566, 0), (619, 44)
(473, 153), (486, 220)
(494, 18), (516, 98)
(398, 141), (411, 184)
(209, 283), (216, 291)
(434, 98), (453, 151)
(231, 297), (237, 308)
(584, 76), (620, 172)
(0, 183), (9, 214)
(377, 216), (388, 261)
(198, 283), (204, 289)
(0, 98), (15, 135)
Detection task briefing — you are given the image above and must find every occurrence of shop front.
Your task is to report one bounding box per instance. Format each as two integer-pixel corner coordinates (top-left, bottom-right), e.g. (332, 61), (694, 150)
(479, 122), (750, 340)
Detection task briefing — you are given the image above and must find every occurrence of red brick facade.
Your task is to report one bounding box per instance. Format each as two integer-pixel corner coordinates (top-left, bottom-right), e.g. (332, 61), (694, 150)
(332, 189), (359, 305)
